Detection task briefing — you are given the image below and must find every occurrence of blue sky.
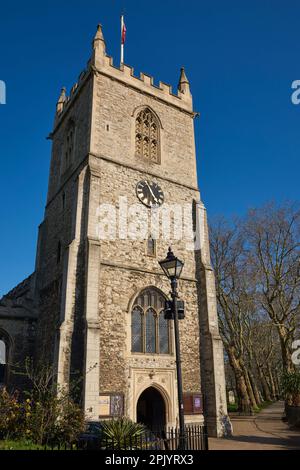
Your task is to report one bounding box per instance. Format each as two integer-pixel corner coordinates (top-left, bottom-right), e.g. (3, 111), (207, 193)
(0, 0), (299, 296)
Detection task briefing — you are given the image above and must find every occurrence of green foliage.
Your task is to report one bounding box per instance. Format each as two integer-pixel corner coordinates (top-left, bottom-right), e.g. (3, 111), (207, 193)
(253, 401), (273, 413)
(281, 371), (300, 406)
(54, 399), (86, 444)
(227, 403), (238, 412)
(0, 389), (32, 441)
(0, 388), (85, 446)
(0, 440), (45, 450)
(0, 439), (78, 450)
(0, 361), (85, 446)
(100, 417), (146, 450)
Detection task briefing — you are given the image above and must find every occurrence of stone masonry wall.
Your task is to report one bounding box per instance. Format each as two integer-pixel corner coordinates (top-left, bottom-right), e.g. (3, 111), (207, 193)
(35, 77), (93, 367)
(98, 265), (201, 396)
(85, 156), (203, 397)
(90, 74), (198, 190)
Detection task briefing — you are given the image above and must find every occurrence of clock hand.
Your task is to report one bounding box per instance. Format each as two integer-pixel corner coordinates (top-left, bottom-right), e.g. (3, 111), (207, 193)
(145, 181), (159, 204)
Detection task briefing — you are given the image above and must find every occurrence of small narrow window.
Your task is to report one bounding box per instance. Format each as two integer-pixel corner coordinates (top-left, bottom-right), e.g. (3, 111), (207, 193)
(62, 192), (65, 210)
(147, 237), (156, 257)
(57, 241), (62, 264)
(64, 121), (75, 170)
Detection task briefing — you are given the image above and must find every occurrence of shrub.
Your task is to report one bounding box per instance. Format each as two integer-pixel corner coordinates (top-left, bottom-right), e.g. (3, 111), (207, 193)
(0, 389), (21, 440)
(55, 399), (86, 444)
(0, 360), (85, 446)
(22, 359), (85, 445)
(100, 417), (146, 450)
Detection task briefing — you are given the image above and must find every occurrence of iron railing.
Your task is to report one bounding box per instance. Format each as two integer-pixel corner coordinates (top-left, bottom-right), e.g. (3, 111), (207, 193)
(43, 424), (208, 451)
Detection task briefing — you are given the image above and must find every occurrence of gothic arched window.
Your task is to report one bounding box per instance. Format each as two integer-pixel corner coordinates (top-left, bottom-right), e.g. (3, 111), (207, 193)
(135, 108), (160, 163)
(0, 332), (10, 387)
(131, 288), (171, 354)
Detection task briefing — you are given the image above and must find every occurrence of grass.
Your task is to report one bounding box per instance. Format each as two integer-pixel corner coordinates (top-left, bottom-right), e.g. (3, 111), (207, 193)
(0, 439), (77, 450)
(253, 400), (274, 413)
(0, 440), (44, 450)
(227, 401), (274, 414)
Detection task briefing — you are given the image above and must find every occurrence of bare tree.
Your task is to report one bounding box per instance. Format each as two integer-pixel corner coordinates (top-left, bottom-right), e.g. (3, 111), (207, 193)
(244, 203), (300, 372)
(210, 204), (296, 411)
(210, 219), (257, 411)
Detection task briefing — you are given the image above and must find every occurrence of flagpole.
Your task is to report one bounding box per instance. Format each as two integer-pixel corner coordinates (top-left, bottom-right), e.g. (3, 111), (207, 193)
(121, 15), (124, 66)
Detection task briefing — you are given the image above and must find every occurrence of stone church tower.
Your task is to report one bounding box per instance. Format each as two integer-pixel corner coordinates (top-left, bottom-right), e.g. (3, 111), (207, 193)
(0, 24), (228, 437)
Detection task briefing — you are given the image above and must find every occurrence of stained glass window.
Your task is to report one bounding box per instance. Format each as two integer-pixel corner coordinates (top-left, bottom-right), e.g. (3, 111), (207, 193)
(132, 307), (143, 353)
(131, 288), (171, 354)
(145, 309), (156, 353)
(159, 312), (169, 354)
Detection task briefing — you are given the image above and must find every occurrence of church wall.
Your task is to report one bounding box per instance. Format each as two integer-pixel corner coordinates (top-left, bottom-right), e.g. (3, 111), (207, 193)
(47, 78), (93, 204)
(85, 70), (204, 422)
(90, 74), (198, 189)
(85, 157), (203, 417)
(97, 265), (201, 393)
(89, 156), (200, 277)
(35, 78), (93, 367)
(97, 265), (202, 423)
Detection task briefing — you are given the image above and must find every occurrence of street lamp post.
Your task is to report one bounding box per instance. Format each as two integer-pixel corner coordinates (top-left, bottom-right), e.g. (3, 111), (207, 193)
(159, 247), (185, 450)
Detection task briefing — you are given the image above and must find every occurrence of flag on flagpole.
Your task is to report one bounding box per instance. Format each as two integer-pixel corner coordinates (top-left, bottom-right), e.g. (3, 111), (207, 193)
(121, 15), (126, 66)
(121, 15), (126, 65)
(122, 18), (126, 45)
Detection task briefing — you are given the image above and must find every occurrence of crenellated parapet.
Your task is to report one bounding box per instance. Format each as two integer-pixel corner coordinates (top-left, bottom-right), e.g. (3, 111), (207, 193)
(54, 24), (193, 127)
(54, 68), (89, 126)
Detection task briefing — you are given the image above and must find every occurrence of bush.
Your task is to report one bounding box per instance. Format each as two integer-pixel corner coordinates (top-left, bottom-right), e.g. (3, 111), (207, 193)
(0, 361), (85, 446)
(0, 389), (20, 440)
(100, 417), (146, 450)
(0, 390), (32, 440)
(281, 371), (300, 406)
(0, 388), (85, 446)
(54, 399), (86, 444)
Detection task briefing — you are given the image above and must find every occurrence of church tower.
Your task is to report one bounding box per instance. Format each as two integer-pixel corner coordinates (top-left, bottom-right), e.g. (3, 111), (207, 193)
(34, 24), (228, 437)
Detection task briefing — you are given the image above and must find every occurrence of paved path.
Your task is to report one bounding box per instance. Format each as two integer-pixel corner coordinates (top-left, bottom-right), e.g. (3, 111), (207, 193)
(209, 401), (300, 450)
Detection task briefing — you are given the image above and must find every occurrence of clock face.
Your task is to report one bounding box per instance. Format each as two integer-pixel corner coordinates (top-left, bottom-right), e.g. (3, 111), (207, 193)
(136, 180), (164, 208)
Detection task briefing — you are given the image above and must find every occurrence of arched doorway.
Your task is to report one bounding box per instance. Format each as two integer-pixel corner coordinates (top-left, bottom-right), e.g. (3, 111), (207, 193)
(137, 387), (166, 431)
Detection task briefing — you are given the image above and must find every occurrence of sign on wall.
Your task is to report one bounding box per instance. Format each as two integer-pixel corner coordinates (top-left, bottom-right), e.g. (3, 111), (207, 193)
(99, 393), (124, 418)
(99, 396), (110, 416)
(183, 393), (203, 415)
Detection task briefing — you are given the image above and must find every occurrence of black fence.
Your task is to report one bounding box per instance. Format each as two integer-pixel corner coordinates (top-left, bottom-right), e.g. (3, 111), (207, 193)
(44, 425), (208, 451)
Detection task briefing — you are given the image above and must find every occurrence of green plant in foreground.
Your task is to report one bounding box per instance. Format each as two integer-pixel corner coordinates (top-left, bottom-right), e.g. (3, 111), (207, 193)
(0, 440), (44, 450)
(100, 417), (147, 450)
